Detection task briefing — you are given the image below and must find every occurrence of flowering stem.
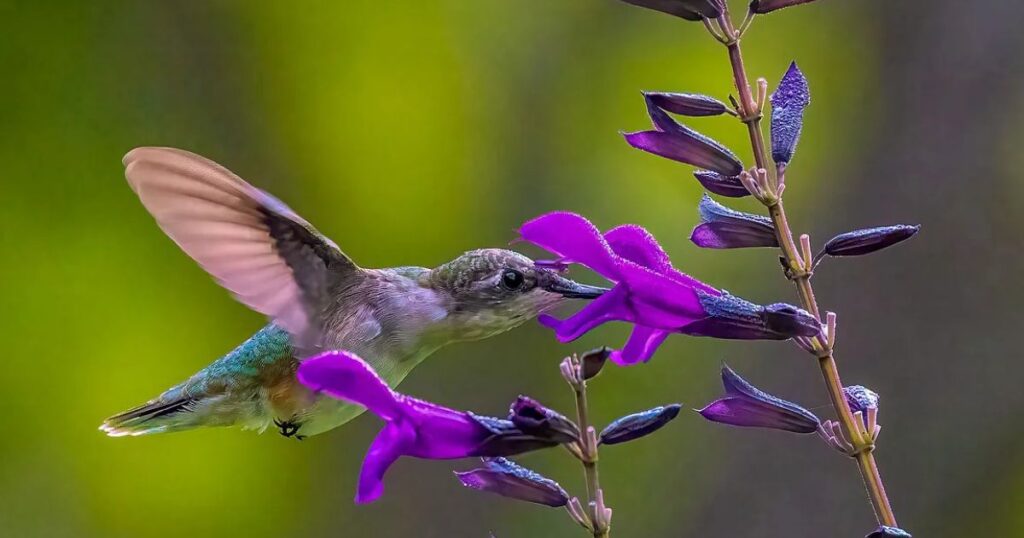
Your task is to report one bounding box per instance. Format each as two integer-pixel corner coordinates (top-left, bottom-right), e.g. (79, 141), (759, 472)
(711, 11), (899, 528)
(570, 357), (610, 538)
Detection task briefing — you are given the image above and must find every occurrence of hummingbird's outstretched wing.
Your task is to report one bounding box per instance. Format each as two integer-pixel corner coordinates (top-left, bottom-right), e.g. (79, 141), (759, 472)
(123, 147), (361, 347)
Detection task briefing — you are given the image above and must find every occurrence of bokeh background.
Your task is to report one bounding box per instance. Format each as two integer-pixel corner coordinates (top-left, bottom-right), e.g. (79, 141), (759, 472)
(2, 1), (1023, 536)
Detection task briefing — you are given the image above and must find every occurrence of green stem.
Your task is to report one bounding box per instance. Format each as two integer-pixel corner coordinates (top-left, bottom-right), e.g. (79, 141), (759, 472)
(713, 12), (899, 529)
(573, 378), (608, 538)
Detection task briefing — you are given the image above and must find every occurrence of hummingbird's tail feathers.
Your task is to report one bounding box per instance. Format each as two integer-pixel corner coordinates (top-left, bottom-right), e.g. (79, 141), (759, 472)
(99, 396), (199, 437)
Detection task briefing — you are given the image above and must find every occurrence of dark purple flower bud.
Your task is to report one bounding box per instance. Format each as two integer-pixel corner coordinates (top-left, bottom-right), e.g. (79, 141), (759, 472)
(749, 0), (818, 14)
(509, 396), (580, 444)
(690, 194), (778, 249)
(456, 458), (569, 508)
(866, 526), (912, 538)
(821, 225), (920, 258)
(599, 404), (682, 445)
(644, 91), (729, 117)
(769, 62), (810, 165)
(580, 346), (611, 380)
(625, 97), (743, 176)
(699, 364), (821, 433)
(619, 0), (724, 21)
(693, 170), (751, 198)
(684, 291), (820, 340)
(844, 385), (879, 413)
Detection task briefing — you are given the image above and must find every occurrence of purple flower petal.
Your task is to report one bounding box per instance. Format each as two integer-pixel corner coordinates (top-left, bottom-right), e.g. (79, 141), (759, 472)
(821, 225), (920, 258)
(605, 224), (673, 274)
(519, 212), (620, 278)
(610, 325), (670, 365)
(749, 0), (819, 14)
(356, 421), (415, 503)
(690, 194), (778, 249)
(843, 385), (879, 413)
(619, 0), (724, 21)
(456, 458), (569, 507)
(625, 128), (743, 176)
(645, 91), (729, 117)
(769, 62), (810, 164)
(539, 285), (632, 342)
(599, 404), (682, 445)
(297, 351), (403, 420)
(698, 364), (820, 433)
(693, 170), (751, 198)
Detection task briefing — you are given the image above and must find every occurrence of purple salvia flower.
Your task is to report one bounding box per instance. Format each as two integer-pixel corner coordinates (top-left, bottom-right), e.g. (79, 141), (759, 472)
(866, 526), (913, 538)
(698, 364), (821, 433)
(693, 170), (751, 198)
(456, 458), (569, 508)
(690, 194), (779, 249)
(820, 225), (921, 259)
(624, 95), (744, 176)
(297, 351), (569, 503)
(769, 62), (810, 165)
(843, 385), (880, 413)
(619, 0), (724, 21)
(599, 404), (682, 445)
(644, 91), (729, 117)
(519, 212), (818, 365)
(749, 0), (819, 14)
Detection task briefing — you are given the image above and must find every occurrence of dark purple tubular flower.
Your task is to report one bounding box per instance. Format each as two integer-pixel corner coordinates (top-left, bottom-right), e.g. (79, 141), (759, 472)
(509, 396), (580, 443)
(599, 404), (682, 445)
(687, 292), (820, 340)
(694, 170), (751, 198)
(690, 194), (779, 249)
(644, 92), (729, 117)
(624, 94), (744, 176)
(749, 0), (819, 14)
(297, 351), (571, 504)
(456, 458), (569, 508)
(821, 225), (921, 259)
(866, 526), (913, 538)
(769, 62), (810, 165)
(844, 385), (880, 413)
(619, 0), (723, 21)
(698, 364), (820, 434)
(519, 212), (819, 365)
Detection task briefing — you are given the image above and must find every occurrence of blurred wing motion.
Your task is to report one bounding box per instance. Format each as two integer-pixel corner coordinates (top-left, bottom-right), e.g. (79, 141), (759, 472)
(123, 147), (359, 346)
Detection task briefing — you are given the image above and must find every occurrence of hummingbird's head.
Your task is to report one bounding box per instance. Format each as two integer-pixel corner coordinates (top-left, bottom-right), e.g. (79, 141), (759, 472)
(431, 248), (606, 341)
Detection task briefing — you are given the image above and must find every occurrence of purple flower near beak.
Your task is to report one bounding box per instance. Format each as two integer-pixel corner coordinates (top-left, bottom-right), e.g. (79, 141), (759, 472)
(769, 62), (810, 165)
(519, 212), (819, 365)
(690, 194), (779, 249)
(698, 364), (821, 434)
(297, 351), (572, 503)
(456, 458), (569, 507)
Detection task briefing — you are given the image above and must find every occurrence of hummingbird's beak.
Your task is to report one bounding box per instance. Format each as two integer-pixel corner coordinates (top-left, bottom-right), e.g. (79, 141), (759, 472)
(544, 275), (609, 299)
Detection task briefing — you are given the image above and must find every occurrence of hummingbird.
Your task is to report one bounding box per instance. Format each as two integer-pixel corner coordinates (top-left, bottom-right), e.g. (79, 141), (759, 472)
(100, 147), (606, 440)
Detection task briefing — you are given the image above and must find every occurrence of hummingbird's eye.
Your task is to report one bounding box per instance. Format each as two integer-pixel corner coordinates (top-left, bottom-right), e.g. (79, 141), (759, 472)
(500, 269), (526, 291)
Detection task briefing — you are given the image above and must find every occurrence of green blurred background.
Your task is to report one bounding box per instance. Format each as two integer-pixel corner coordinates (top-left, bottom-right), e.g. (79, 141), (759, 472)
(2, 1), (1022, 536)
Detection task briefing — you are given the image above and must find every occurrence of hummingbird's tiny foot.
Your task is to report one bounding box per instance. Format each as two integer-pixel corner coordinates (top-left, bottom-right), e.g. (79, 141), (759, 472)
(274, 418), (302, 438)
